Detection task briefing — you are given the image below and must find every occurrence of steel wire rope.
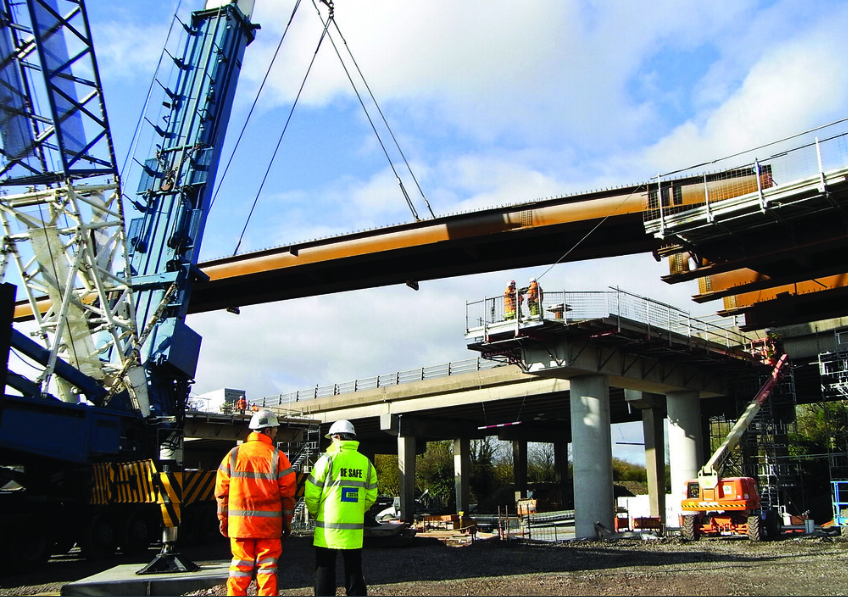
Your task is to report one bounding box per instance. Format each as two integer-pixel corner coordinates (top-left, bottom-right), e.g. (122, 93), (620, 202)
(118, 0), (185, 188)
(532, 184), (646, 286)
(209, 0), (303, 211)
(316, 3), (436, 219)
(232, 7), (334, 256)
(660, 114), (848, 178)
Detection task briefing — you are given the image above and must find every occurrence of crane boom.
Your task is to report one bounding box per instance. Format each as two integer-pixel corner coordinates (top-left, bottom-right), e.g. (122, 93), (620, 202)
(700, 353), (789, 479)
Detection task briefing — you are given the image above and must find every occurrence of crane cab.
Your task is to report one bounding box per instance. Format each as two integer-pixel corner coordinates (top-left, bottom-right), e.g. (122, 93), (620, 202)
(682, 476), (761, 513)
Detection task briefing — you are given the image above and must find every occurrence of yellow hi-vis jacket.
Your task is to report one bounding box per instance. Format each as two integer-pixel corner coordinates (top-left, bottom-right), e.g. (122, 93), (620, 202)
(304, 440), (378, 549)
(215, 432), (296, 539)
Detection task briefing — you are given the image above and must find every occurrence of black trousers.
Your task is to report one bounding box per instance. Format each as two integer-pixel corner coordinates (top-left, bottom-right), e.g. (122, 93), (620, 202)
(315, 546), (367, 596)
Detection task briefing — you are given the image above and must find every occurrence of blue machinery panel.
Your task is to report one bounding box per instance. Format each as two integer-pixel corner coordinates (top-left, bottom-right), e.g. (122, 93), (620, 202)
(0, 0), (117, 184)
(833, 480), (848, 527)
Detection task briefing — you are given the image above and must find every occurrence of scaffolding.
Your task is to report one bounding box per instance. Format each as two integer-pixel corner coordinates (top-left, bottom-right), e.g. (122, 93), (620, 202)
(817, 331), (848, 525)
(282, 424), (321, 533)
(706, 356), (799, 514)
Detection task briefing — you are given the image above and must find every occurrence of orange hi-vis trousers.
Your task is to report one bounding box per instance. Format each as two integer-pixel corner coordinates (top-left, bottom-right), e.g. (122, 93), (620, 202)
(227, 537), (282, 596)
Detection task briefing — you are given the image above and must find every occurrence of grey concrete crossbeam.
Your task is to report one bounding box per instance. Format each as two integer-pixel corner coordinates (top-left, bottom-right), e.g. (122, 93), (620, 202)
(380, 413), (486, 440)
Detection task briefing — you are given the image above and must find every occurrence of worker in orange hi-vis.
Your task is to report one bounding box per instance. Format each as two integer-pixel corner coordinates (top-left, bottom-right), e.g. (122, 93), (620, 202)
(504, 279), (523, 320)
(236, 395), (247, 414)
(527, 277), (543, 317)
(215, 409), (296, 596)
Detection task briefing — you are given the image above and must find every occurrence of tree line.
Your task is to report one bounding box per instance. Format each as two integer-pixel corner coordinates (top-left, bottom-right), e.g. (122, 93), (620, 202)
(371, 399), (848, 520)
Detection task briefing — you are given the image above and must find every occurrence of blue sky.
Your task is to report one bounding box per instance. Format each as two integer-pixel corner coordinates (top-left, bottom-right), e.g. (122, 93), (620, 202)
(80, 0), (848, 463)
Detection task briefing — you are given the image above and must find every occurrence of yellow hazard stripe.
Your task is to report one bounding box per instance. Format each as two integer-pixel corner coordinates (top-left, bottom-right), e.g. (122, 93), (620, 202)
(91, 463), (109, 505)
(158, 471), (182, 528)
(295, 472), (307, 499)
(180, 470), (213, 505)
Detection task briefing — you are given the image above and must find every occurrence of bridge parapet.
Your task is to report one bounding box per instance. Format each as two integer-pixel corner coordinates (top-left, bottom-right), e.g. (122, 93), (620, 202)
(643, 120), (848, 233)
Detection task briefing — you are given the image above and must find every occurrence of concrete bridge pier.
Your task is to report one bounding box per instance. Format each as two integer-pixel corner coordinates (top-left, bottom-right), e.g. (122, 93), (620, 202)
(666, 390), (703, 523)
(570, 374), (614, 538)
(513, 440), (528, 504)
(625, 390), (667, 520)
(554, 441), (569, 508)
(397, 435), (417, 523)
(454, 437), (471, 514)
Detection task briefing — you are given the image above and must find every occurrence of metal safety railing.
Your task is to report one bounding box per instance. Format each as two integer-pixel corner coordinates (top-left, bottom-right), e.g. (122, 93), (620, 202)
(466, 286), (752, 349)
(644, 119), (848, 230)
(256, 356), (505, 409)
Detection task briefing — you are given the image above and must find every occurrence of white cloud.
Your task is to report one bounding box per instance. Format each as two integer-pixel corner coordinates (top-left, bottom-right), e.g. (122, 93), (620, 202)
(633, 3), (848, 173)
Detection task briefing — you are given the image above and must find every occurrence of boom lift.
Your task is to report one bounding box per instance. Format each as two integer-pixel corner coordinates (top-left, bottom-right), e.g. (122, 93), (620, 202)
(681, 344), (789, 541)
(0, 0), (264, 571)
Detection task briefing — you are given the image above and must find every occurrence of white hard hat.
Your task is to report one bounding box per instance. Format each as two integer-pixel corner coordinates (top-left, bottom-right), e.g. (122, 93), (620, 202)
(325, 419), (356, 438)
(529, 277), (536, 282)
(249, 409), (280, 430)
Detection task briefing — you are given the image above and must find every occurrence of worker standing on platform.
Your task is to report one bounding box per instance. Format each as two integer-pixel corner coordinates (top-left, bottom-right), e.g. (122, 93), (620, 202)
(527, 277), (543, 318)
(236, 395), (247, 414)
(504, 279), (523, 320)
(305, 420), (378, 596)
(215, 409), (296, 596)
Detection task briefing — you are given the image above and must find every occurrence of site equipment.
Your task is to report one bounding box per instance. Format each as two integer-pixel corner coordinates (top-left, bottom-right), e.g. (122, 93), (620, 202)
(680, 346), (789, 541)
(0, 0), (266, 572)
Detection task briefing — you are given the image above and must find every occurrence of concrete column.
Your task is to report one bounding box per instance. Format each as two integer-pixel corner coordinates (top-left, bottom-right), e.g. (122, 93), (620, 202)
(642, 406), (666, 520)
(570, 374), (614, 538)
(666, 390), (702, 516)
(453, 437), (471, 514)
(397, 435), (417, 523)
(512, 440), (528, 504)
(554, 441), (570, 508)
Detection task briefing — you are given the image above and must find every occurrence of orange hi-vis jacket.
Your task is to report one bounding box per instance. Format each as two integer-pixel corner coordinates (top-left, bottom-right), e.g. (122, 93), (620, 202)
(215, 432), (296, 538)
(504, 286), (522, 310)
(527, 281), (542, 303)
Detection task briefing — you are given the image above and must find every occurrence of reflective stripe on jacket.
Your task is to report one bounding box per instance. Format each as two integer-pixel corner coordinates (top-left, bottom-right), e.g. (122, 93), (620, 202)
(304, 440), (378, 549)
(215, 432), (296, 538)
(504, 287), (517, 310)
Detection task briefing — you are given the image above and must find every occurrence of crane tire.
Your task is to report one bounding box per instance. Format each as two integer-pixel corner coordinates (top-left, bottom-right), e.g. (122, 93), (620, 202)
(119, 511), (154, 556)
(0, 514), (53, 572)
(764, 509), (782, 540)
(682, 515), (699, 541)
(79, 514), (117, 561)
(747, 515), (763, 542)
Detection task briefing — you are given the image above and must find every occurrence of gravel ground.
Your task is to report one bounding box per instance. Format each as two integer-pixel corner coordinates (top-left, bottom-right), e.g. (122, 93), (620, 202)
(1, 532), (846, 596)
(264, 533), (848, 597)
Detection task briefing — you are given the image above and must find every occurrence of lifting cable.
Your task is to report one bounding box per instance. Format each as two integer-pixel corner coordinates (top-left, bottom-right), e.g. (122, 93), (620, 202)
(210, 0), (303, 212)
(533, 183), (646, 287)
(313, 0), (435, 220)
(232, 0), (333, 256)
(119, 0), (185, 195)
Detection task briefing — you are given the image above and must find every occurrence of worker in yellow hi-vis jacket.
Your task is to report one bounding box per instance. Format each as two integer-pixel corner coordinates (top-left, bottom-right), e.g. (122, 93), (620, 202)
(305, 420), (378, 596)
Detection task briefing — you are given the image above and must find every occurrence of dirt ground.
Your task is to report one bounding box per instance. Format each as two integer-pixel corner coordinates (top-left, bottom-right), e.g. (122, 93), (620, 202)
(1, 532), (846, 596)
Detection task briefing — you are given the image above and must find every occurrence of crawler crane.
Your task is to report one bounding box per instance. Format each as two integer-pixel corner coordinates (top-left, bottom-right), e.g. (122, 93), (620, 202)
(0, 0), (284, 572)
